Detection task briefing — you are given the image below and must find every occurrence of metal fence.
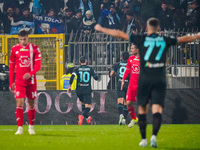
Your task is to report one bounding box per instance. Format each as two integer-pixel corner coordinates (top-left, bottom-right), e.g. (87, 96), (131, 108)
(67, 30), (200, 89)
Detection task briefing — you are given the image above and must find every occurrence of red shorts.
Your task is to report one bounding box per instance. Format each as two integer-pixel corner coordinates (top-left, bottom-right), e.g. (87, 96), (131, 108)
(15, 84), (37, 99)
(126, 85), (138, 102)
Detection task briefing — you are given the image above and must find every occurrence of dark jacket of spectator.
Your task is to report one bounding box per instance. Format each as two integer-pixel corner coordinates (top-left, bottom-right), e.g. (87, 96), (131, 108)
(68, 9), (83, 33)
(0, 7), (14, 34)
(58, 8), (73, 34)
(2, 0), (19, 13)
(158, 3), (174, 30)
(186, 5), (200, 29)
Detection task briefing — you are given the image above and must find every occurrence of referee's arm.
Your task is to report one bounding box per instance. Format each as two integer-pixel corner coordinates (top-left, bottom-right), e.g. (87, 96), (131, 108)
(95, 24), (129, 41)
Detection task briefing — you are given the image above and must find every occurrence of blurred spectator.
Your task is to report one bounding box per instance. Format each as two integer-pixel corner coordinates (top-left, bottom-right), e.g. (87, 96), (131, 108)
(109, 5), (121, 29)
(14, 7), (33, 22)
(101, 0), (114, 12)
(123, 10), (144, 33)
(40, 0), (64, 14)
(158, 1), (174, 30)
(32, 0), (44, 16)
(0, 6), (14, 34)
(18, 0), (32, 10)
(79, 0), (94, 16)
(79, 10), (96, 62)
(98, 7), (121, 29)
(34, 9), (64, 34)
(13, 7), (22, 20)
(173, 9), (186, 30)
(139, 0), (161, 22)
(10, 7), (34, 35)
(68, 9), (83, 33)
(120, 5), (130, 23)
(66, 0), (80, 14)
(59, 8), (74, 34)
(79, 10), (96, 34)
(185, 0), (200, 29)
(2, 0), (19, 13)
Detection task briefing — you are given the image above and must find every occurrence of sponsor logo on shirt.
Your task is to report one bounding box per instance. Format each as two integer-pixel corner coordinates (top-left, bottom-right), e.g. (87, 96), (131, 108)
(20, 48), (29, 51)
(145, 62), (164, 68)
(19, 56), (30, 67)
(131, 64), (140, 74)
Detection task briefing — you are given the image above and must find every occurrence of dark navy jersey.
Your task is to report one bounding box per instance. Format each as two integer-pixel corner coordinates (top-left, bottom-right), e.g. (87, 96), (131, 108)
(129, 33), (177, 77)
(70, 65), (99, 94)
(112, 60), (130, 88)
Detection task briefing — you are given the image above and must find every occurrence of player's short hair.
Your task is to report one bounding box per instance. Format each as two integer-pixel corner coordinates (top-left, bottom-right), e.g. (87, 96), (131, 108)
(80, 56), (86, 63)
(122, 52), (129, 61)
(147, 18), (160, 31)
(18, 29), (29, 37)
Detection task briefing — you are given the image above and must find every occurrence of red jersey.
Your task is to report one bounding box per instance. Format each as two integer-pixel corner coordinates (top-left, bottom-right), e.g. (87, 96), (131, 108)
(9, 43), (41, 88)
(123, 55), (140, 85)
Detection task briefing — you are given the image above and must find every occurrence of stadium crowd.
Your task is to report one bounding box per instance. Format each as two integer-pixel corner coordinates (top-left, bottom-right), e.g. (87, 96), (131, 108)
(0, 0), (199, 35)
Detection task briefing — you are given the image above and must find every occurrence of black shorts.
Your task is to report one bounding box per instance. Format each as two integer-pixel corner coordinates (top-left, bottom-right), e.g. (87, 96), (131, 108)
(77, 93), (92, 104)
(116, 82), (128, 99)
(137, 77), (166, 108)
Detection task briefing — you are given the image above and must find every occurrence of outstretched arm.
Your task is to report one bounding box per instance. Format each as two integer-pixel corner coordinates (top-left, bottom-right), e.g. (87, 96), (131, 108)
(95, 24), (129, 41)
(177, 33), (200, 43)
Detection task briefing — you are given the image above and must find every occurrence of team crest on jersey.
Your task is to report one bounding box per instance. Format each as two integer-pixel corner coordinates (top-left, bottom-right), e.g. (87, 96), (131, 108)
(19, 56), (30, 67)
(131, 64), (140, 74)
(20, 48), (29, 51)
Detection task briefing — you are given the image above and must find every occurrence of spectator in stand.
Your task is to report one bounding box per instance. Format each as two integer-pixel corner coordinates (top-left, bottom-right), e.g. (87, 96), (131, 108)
(79, 10), (96, 61)
(0, 6), (14, 34)
(10, 7), (34, 35)
(98, 7), (121, 30)
(34, 9), (64, 34)
(185, 0), (200, 29)
(32, 0), (44, 16)
(101, 0), (114, 12)
(173, 8), (186, 30)
(18, 0), (32, 10)
(68, 9), (83, 33)
(59, 8), (74, 34)
(13, 7), (22, 20)
(139, 0), (161, 22)
(79, 0), (94, 16)
(14, 7), (33, 22)
(120, 5), (130, 24)
(109, 5), (121, 30)
(2, 0), (19, 13)
(123, 10), (144, 34)
(79, 10), (96, 34)
(40, 0), (63, 14)
(66, 0), (80, 14)
(158, 1), (174, 30)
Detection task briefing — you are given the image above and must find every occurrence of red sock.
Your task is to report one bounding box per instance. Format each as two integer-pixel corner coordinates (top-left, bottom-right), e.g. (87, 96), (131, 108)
(28, 108), (36, 125)
(16, 106), (24, 126)
(127, 105), (137, 120)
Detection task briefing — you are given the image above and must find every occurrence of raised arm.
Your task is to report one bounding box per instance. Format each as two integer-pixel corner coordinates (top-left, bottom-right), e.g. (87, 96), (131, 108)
(177, 33), (200, 43)
(95, 24), (129, 41)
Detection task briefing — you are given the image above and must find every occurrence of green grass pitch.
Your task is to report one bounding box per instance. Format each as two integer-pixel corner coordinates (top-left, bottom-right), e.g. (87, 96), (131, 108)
(0, 124), (199, 150)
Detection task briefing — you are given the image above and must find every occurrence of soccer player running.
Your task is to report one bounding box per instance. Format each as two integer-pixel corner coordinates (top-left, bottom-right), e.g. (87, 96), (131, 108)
(95, 18), (200, 147)
(67, 56), (100, 125)
(9, 30), (41, 135)
(110, 52), (130, 125)
(121, 44), (139, 128)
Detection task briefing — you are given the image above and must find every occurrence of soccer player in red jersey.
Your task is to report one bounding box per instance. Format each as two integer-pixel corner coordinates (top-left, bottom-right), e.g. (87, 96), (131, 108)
(121, 44), (139, 128)
(9, 30), (41, 135)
